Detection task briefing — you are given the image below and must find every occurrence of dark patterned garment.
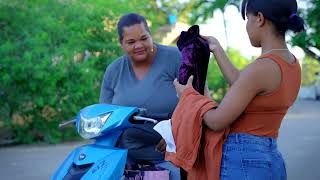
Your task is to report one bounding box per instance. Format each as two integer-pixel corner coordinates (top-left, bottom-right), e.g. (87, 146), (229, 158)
(177, 25), (210, 95)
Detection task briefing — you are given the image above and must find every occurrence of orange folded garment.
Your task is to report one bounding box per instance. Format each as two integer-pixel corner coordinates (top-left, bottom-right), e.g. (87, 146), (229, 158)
(166, 87), (229, 180)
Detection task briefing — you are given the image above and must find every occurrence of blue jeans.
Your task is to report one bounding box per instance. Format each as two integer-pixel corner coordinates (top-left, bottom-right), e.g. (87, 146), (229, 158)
(220, 133), (287, 180)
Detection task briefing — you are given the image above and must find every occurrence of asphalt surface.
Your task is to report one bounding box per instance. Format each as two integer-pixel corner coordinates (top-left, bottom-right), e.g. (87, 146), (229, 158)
(0, 99), (319, 180)
(277, 100), (320, 180)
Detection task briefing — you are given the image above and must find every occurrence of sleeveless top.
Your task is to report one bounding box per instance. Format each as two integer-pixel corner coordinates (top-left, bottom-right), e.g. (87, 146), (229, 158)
(231, 54), (301, 138)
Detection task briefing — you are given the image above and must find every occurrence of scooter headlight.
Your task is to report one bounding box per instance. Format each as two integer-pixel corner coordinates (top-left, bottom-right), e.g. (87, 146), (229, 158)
(78, 112), (111, 139)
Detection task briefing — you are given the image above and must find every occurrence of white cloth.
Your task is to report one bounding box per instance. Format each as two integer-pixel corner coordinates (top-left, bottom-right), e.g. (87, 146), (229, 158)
(153, 119), (176, 153)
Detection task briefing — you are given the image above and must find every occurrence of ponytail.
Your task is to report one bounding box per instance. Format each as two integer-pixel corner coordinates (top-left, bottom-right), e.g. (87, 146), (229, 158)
(287, 14), (305, 33)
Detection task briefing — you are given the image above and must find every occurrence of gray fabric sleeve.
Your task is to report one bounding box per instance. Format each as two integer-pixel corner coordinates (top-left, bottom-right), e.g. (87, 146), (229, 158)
(175, 49), (182, 78)
(99, 65), (114, 103)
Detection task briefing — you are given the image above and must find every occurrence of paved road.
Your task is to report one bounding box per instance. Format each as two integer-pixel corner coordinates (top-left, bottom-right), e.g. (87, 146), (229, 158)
(0, 99), (319, 180)
(278, 100), (320, 180)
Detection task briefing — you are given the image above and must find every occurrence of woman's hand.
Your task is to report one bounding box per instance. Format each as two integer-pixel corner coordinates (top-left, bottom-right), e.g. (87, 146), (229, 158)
(156, 139), (166, 153)
(201, 35), (222, 53)
(173, 75), (194, 98)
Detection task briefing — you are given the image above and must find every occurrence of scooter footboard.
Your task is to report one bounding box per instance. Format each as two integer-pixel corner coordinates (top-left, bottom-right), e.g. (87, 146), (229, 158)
(51, 144), (127, 180)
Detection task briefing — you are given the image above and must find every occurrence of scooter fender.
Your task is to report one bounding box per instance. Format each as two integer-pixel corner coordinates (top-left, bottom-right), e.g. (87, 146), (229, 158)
(51, 144), (127, 180)
(51, 146), (76, 180)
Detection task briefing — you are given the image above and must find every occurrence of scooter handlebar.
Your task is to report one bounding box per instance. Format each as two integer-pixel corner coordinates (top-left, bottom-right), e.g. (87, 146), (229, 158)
(137, 109), (172, 120)
(59, 119), (76, 129)
(132, 116), (158, 124)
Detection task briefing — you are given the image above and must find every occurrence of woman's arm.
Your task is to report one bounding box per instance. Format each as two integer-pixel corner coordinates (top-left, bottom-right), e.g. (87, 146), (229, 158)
(202, 36), (240, 85)
(99, 67), (114, 104)
(203, 59), (281, 131)
(174, 58), (281, 131)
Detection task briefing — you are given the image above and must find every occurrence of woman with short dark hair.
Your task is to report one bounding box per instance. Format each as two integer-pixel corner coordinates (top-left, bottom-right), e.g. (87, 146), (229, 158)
(99, 13), (181, 166)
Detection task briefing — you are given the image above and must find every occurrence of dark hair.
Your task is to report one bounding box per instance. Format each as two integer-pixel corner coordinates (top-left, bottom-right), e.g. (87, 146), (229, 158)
(241, 0), (305, 35)
(117, 13), (151, 42)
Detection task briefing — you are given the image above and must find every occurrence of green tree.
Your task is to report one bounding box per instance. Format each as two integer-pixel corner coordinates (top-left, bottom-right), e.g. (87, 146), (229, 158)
(301, 56), (320, 86)
(291, 0), (320, 62)
(177, 0), (239, 24)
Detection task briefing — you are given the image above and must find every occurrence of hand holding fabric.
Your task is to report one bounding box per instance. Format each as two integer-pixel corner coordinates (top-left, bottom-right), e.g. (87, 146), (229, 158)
(201, 35), (223, 53)
(173, 75), (194, 98)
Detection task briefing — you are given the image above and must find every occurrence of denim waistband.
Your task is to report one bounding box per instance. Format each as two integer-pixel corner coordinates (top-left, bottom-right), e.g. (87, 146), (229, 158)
(226, 133), (277, 149)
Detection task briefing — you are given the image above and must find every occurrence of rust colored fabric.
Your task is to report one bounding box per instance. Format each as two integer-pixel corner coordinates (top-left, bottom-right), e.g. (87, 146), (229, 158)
(166, 54), (301, 180)
(165, 87), (229, 180)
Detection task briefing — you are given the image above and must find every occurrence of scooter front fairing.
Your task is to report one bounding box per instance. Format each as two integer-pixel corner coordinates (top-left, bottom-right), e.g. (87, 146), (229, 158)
(51, 144), (127, 180)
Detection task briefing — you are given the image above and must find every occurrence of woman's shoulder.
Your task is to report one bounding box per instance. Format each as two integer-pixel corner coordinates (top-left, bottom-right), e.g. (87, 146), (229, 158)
(104, 55), (127, 74)
(240, 58), (281, 94)
(157, 44), (180, 55)
(247, 57), (281, 76)
(107, 55), (127, 68)
(156, 44), (181, 64)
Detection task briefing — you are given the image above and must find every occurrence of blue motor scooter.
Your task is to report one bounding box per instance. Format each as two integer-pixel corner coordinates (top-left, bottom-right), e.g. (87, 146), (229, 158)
(51, 104), (179, 180)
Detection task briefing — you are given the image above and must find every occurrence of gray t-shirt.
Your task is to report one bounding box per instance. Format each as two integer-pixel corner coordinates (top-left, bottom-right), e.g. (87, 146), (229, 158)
(99, 44), (181, 117)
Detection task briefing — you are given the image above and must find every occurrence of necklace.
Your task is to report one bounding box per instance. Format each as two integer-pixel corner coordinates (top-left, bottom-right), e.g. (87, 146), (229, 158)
(262, 49), (289, 55)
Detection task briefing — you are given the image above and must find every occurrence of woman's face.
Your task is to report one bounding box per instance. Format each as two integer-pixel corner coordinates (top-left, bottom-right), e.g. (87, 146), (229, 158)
(246, 13), (261, 47)
(120, 23), (153, 63)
